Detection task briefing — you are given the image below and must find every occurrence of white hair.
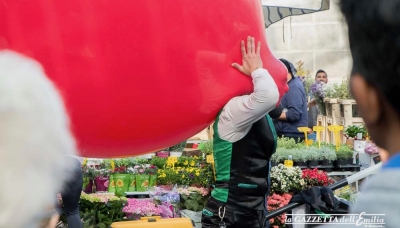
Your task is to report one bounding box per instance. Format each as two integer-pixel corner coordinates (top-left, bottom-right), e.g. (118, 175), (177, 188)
(0, 50), (77, 228)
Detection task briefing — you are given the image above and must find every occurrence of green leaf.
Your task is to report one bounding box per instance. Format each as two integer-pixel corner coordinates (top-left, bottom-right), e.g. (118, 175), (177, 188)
(97, 223), (106, 228)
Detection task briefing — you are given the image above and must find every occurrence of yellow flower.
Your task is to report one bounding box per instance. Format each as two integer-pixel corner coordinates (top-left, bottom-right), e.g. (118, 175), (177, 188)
(196, 172), (200, 176)
(186, 168), (189, 172)
(175, 171), (178, 174)
(184, 161), (188, 165)
(190, 161), (195, 167)
(182, 174), (185, 178)
(189, 168), (194, 172)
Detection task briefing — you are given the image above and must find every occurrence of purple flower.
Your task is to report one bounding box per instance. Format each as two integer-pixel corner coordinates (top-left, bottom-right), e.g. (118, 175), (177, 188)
(310, 81), (326, 99)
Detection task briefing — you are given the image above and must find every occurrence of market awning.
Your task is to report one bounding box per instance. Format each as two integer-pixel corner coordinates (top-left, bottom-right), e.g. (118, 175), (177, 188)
(262, 0), (330, 28)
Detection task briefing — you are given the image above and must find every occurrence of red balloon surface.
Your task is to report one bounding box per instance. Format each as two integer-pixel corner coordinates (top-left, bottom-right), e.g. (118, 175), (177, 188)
(0, 0), (288, 158)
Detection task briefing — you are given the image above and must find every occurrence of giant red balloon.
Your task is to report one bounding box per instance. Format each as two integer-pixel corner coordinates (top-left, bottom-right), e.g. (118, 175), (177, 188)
(0, 0), (288, 158)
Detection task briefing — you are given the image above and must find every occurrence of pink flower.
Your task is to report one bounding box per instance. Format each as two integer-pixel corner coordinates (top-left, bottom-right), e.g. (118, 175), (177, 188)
(269, 218), (274, 223)
(139, 169), (144, 173)
(273, 226), (279, 228)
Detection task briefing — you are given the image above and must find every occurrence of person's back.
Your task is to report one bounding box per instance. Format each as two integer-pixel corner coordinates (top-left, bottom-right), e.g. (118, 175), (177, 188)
(319, 0), (400, 227)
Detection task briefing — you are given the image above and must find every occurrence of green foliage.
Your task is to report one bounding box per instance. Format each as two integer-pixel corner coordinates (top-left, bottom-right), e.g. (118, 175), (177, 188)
(325, 76), (352, 99)
(295, 60), (314, 95)
(179, 191), (207, 212)
(336, 150), (353, 160)
(319, 146), (337, 161)
(198, 140), (213, 155)
(78, 194), (127, 228)
(288, 148), (308, 162)
(277, 136), (303, 149)
(305, 147), (323, 161)
(149, 156), (167, 169)
(344, 125), (368, 139)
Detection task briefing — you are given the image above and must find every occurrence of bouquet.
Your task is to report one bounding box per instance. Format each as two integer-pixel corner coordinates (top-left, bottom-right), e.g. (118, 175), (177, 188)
(267, 193), (292, 228)
(270, 164), (305, 194)
(310, 81), (327, 115)
(177, 186), (210, 212)
(302, 168), (334, 188)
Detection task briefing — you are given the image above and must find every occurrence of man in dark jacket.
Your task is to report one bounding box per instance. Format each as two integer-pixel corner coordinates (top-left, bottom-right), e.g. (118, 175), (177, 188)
(272, 59), (308, 142)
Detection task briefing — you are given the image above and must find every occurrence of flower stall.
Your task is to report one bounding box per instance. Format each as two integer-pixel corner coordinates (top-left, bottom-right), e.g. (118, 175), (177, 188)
(71, 134), (376, 228)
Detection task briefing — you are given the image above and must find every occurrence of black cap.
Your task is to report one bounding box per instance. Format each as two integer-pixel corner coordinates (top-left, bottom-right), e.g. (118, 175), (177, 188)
(279, 58), (297, 78)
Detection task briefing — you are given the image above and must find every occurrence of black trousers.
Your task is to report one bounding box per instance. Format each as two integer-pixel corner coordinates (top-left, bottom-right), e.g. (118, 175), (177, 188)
(201, 197), (267, 228)
(60, 157), (83, 228)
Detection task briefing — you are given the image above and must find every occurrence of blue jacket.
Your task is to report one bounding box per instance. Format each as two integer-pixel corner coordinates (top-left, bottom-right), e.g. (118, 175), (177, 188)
(274, 77), (308, 137)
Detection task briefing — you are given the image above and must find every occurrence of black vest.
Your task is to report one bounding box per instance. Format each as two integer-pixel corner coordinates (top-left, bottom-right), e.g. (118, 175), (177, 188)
(212, 115), (277, 210)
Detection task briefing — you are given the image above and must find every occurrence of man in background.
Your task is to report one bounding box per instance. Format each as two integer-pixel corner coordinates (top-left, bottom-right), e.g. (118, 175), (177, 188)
(308, 69), (328, 140)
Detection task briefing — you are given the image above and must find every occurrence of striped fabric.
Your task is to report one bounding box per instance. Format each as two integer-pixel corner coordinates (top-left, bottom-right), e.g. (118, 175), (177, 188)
(262, 0), (330, 28)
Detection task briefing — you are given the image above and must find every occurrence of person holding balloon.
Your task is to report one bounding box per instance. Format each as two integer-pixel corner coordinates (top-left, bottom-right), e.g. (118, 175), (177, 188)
(201, 36), (280, 228)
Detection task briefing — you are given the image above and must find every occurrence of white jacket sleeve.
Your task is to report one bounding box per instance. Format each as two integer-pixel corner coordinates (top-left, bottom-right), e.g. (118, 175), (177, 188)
(217, 68), (279, 142)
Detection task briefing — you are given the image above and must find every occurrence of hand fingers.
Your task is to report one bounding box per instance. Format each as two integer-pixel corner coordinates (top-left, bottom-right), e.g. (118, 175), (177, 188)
(251, 37), (255, 54)
(247, 36), (252, 54)
(231, 63), (244, 73)
(256, 41), (261, 55)
(240, 40), (246, 58)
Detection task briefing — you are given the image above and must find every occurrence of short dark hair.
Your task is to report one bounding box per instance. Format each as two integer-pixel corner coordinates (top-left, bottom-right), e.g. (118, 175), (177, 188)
(340, 0), (400, 116)
(315, 69), (327, 78)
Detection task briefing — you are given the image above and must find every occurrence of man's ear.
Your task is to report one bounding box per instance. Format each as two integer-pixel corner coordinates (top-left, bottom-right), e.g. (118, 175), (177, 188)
(350, 74), (381, 126)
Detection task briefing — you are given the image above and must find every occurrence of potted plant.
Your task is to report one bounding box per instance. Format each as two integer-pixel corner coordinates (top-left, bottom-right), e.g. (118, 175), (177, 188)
(113, 158), (130, 196)
(178, 186), (210, 227)
(319, 146), (337, 166)
(168, 141), (187, 157)
(150, 156), (168, 169)
(198, 140), (213, 156)
(306, 147), (320, 167)
(82, 165), (96, 193)
(291, 148), (308, 167)
(94, 169), (110, 192)
(134, 164), (150, 192)
(269, 164), (306, 194)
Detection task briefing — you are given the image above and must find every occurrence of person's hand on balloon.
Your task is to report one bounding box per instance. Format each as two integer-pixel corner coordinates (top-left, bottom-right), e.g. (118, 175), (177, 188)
(232, 36), (263, 76)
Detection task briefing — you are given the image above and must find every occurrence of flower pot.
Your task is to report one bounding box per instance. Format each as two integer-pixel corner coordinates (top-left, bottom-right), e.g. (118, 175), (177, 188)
(294, 161), (307, 167)
(354, 140), (367, 153)
(169, 151), (182, 157)
(136, 174), (150, 192)
(113, 173), (130, 195)
(319, 160), (333, 166)
(157, 151), (169, 158)
(346, 139), (354, 150)
(149, 175), (157, 187)
(84, 179), (94, 193)
(334, 159), (347, 167)
(108, 175), (116, 193)
(347, 157), (354, 165)
(95, 176), (109, 192)
(307, 160), (319, 167)
(127, 174), (136, 192)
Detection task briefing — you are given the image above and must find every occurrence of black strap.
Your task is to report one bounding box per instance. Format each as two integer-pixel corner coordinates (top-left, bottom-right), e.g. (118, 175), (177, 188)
(215, 181), (229, 189)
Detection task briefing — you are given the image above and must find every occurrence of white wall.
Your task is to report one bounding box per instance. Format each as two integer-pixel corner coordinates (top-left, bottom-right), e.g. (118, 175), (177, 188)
(265, 0), (352, 84)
